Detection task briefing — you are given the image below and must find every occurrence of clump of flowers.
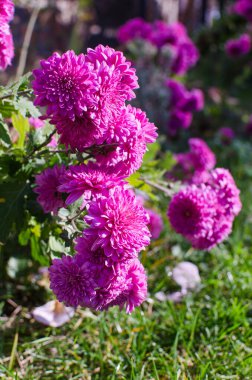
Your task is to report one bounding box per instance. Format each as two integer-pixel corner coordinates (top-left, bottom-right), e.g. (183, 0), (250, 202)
(225, 34), (251, 57)
(167, 168), (241, 250)
(33, 45), (157, 313)
(117, 19), (199, 75)
(0, 0), (14, 71)
(166, 79), (204, 135)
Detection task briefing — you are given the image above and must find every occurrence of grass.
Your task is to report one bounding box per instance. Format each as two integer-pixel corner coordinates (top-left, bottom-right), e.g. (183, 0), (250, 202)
(1, 141), (252, 379)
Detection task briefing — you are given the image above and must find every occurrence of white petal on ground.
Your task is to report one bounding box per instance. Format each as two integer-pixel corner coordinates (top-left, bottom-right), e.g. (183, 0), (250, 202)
(32, 300), (75, 327)
(172, 261), (201, 291)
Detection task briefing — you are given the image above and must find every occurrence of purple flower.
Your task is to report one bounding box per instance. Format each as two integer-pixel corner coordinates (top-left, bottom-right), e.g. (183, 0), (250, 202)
(34, 165), (66, 214)
(180, 89), (204, 112)
(104, 259), (147, 313)
(168, 109), (192, 135)
(233, 0), (252, 21)
(128, 105), (158, 144)
(117, 17), (152, 44)
(149, 21), (187, 48)
(167, 138), (216, 184)
(166, 79), (188, 108)
(53, 114), (106, 151)
(0, 22), (14, 70)
(94, 105), (153, 176)
(49, 255), (97, 307)
(167, 184), (233, 251)
(86, 44), (139, 108)
(207, 168), (242, 217)
(167, 168), (241, 250)
(0, 0), (14, 23)
(32, 50), (98, 121)
(188, 138), (216, 172)
(58, 162), (127, 206)
(171, 40), (199, 75)
(146, 208), (163, 239)
(167, 184), (217, 239)
(190, 212), (233, 250)
(219, 127), (235, 144)
(225, 34), (251, 57)
(84, 187), (151, 263)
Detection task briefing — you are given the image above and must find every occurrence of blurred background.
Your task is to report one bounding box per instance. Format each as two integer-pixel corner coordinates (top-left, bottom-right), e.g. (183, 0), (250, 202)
(1, 0), (226, 81)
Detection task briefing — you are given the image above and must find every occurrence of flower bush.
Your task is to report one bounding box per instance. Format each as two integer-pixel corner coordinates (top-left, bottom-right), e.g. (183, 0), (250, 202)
(0, 2), (243, 317)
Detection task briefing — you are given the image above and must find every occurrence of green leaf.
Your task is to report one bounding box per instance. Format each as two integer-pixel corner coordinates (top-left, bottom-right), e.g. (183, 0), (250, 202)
(8, 72), (32, 96)
(30, 235), (49, 266)
(48, 235), (66, 253)
(0, 119), (11, 146)
(143, 142), (160, 164)
(18, 229), (31, 246)
(127, 172), (144, 188)
(0, 99), (16, 118)
(14, 97), (40, 118)
(159, 152), (177, 170)
(11, 113), (30, 148)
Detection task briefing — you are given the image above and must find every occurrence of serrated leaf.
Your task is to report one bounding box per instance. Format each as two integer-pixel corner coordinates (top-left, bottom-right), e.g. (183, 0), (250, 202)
(48, 235), (65, 253)
(14, 97), (40, 118)
(0, 99), (16, 118)
(9, 72), (32, 96)
(0, 119), (11, 146)
(11, 113), (30, 148)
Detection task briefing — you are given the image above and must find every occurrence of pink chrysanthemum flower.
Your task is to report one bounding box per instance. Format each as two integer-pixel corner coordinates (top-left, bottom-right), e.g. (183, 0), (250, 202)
(225, 34), (251, 58)
(190, 212), (233, 250)
(171, 40), (199, 75)
(84, 187), (151, 263)
(0, 22), (14, 70)
(188, 138), (216, 172)
(49, 255), (97, 307)
(86, 45), (139, 110)
(58, 162), (127, 206)
(127, 104), (158, 144)
(167, 138), (216, 184)
(52, 114), (106, 151)
(103, 259), (147, 313)
(0, 0), (14, 22)
(117, 17), (152, 44)
(34, 165), (66, 214)
(207, 168), (242, 217)
(32, 51), (98, 121)
(146, 208), (164, 239)
(95, 105), (154, 176)
(167, 185), (217, 239)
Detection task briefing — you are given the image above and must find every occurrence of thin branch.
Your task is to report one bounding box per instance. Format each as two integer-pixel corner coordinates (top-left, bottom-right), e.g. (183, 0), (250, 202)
(16, 6), (40, 79)
(0, 89), (31, 101)
(140, 177), (174, 197)
(27, 129), (57, 159)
